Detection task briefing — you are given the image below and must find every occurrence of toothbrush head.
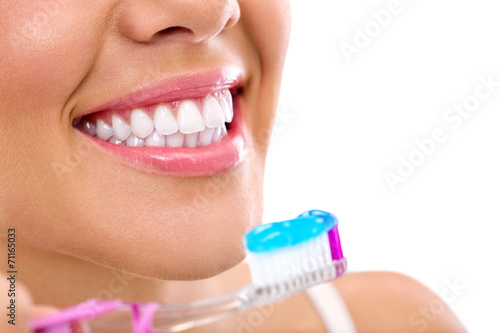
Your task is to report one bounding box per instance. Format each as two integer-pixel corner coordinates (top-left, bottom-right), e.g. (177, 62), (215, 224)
(244, 210), (346, 288)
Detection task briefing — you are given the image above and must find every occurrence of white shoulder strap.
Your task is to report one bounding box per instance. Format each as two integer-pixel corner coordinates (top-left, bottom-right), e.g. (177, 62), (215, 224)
(306, 283), (358, 333)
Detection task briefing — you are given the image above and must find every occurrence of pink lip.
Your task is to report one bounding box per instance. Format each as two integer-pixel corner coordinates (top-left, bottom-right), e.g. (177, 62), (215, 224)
(77, 66), (243, 117)
(74, 67), (247, 177)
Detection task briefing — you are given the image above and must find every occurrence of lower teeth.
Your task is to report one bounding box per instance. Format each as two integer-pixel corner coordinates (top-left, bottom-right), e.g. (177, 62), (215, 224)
(80, 121), (228, 148)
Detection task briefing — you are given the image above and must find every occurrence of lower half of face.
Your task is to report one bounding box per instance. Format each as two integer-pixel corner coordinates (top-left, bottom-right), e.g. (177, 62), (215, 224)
(0, 0), (290, 281)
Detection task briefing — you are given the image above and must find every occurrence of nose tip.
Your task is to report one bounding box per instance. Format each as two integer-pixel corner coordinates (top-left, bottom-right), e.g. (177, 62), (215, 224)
(117, 0), (240, 44)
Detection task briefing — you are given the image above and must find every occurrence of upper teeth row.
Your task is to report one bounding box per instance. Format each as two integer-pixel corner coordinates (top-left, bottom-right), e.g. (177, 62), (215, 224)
(80, 90), (234, 148)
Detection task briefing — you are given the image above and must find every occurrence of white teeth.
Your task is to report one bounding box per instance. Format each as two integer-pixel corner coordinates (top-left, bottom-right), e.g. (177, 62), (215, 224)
(177, 100), (205, 134)
(212, 127), (222, 143)
(199, 127), (214, 146)
(220, 90), (234, 123)
(223, 90), (233, 111)
(212, 124), (227, 143)
(126, 134), (145, 147)
(154, 105), (178, 135)
(82, 120), (97, 137)
(96, 119), (114, 141)
(112, 115), (132, 141)
(166, 131), (185, 148)
(84, 90), (233, 147)
(145, 131), (166, 147)
(202, 95), (225, 128)
(185, 133), (199, 148)
(108, 136), (124, 145)
(131, 109), (154, 139)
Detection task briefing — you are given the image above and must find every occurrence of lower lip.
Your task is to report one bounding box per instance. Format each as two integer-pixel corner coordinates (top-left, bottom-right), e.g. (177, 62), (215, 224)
(76, 98), (247, 177)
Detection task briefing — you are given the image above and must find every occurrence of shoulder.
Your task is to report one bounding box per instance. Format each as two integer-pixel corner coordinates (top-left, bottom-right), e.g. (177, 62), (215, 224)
(332, 271), (468, 333)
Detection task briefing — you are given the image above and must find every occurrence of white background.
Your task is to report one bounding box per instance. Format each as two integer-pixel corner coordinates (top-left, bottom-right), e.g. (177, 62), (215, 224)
(264, 0), (500, 331)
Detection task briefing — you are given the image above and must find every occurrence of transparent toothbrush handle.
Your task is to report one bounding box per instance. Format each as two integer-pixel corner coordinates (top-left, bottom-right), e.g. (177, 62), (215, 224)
(148, 286), (256, 333)
(150, 258), (347, 332)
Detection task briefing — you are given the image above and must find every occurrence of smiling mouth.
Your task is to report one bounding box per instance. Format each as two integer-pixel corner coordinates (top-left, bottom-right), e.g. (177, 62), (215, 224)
(73, 89), (234, 148)
(71, 68), (247, 177)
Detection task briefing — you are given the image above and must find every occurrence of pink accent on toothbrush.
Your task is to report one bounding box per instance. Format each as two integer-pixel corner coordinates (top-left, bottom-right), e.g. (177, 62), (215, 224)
(130, 303), (159, 333)
(31, 299), (161, 333)
(328, 225), (344, 261)
(32, 299), (124, 332)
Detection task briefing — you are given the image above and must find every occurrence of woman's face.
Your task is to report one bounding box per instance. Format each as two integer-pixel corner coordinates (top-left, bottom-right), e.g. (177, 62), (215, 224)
(0, 0), (290, 280)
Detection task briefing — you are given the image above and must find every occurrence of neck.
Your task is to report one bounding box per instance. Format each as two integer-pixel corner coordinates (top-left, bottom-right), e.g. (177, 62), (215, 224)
(20, 243), (250, 308)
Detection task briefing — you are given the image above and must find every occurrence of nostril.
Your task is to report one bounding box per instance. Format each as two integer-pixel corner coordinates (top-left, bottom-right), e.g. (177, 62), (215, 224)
(158, 26), (193, 36)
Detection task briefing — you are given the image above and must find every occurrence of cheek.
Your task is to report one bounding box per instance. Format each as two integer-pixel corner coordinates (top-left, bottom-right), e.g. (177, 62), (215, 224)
(239, 0), (291, 73)
(0, 2), (110, 227)
(239, 0), (291, 146)
(0, 2), (109, 114)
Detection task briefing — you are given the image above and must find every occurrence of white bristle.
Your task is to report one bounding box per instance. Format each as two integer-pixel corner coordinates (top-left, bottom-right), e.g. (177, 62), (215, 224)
(246, 233), (334, 288)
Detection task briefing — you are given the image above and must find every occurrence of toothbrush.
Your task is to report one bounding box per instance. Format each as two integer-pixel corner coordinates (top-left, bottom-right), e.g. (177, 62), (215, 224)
(32, 210), (347, 333)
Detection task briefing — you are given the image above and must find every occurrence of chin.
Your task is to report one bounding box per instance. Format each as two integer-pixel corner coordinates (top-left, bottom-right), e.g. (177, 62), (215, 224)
(55, 161), (265, 282)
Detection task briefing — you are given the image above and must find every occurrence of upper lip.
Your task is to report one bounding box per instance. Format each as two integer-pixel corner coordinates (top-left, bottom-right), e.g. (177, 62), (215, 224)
(72, 66), (244, 120)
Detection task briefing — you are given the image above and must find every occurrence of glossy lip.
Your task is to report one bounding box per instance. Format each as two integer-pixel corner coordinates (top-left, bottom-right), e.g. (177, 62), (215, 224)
(73, 66), (243, 118)
(73, 67), (247, 177)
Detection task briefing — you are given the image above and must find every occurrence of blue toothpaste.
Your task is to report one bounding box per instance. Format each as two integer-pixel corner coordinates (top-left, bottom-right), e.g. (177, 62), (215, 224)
(244, 210), (338, 253)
